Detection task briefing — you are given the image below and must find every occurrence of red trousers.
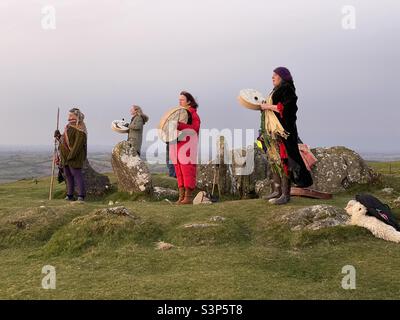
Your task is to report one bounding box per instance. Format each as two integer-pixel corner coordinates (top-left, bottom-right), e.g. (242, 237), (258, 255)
(169, 137), (198, 190)
(174, 162), (197, 189)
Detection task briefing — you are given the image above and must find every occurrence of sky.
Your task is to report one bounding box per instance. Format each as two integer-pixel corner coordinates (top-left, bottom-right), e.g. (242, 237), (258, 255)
(0, 0), (399, 154)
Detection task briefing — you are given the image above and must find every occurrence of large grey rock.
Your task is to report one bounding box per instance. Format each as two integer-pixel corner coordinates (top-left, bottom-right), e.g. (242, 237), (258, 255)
(198, 145), (379, 198)
(280, 205), (349, 231)
(82, 159), (111, 197)
(310, 146), (379, 193)
(111, 141), (152, 194)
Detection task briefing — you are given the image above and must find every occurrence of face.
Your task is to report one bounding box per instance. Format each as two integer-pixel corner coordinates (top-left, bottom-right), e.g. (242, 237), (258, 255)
(68, 112), (78, 125)
(179, 94), (189, 107)
(130, 106), (137, 116)
(272, 72), (282, 87)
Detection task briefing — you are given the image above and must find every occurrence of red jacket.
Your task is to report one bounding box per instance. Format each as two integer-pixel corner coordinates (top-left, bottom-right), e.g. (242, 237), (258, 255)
(173, 107), (201, 163)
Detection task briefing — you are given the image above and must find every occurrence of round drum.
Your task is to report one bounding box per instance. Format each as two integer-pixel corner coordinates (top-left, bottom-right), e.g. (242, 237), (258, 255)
(111, 119), (130, 134)
(158, 107), (189, 142)
(238, 89), (266, 110)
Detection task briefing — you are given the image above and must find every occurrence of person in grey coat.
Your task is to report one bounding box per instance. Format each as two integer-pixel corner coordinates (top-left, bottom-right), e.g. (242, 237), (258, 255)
(127, 105), (149, 156)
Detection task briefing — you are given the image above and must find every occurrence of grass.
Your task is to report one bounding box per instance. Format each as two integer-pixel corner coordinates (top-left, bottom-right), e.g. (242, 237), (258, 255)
(0, 162), (399, 299)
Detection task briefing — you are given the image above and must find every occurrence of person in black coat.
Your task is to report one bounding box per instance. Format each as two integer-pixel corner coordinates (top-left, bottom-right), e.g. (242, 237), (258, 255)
(260, 67), (313, 205)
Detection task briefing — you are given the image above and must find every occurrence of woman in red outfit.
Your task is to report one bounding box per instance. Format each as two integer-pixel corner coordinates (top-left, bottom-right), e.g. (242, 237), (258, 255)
(170, 91), (201, 205)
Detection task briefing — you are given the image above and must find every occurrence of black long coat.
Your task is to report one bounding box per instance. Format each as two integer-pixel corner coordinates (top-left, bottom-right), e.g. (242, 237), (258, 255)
(271, 82), (313, 188)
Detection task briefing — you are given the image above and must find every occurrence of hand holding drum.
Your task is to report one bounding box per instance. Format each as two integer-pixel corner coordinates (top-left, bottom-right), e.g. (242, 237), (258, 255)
(111, 119), (130, 134)
(158, 107), (189, 143)
(237, 89), (266, 111)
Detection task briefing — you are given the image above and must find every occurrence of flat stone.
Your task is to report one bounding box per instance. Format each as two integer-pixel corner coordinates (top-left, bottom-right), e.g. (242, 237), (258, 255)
(153, 187), (179, 200)
(183, 223), (219, 229)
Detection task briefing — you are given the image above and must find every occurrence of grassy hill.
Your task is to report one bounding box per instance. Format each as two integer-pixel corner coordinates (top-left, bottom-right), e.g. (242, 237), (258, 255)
(0, 162), (399, 299)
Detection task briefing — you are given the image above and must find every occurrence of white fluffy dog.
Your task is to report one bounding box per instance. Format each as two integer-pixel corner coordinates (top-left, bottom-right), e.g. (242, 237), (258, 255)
(345, 200), (400, 243)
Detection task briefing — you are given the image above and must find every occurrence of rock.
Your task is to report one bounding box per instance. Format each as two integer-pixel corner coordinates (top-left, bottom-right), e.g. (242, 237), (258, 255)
(231, 146), (270, 198)
(280, 205), (349, 231)
(111, 141), (152, 194)
(393, 197), (400, 207)
(197, 162), (233, 195)
(197, 145), (269, 198)
(183, 223), (219, 229)
(210, 216), (226, 222)
(71, 207), (139, 229)
(108, 201), (114, 206)
(193, 191), (213, 205)
(255, 178), (272, 198)
(153, 187), (178, 200)
(382, 188), (394, 195)
(310, 146), (379, 193)
(155, 241), (174, 250)
(82, 159), (111, 197)
(94, 206), (138, 220)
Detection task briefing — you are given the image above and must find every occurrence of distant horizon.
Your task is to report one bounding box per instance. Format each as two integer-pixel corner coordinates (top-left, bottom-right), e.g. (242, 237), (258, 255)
(1, 143), (400, 157)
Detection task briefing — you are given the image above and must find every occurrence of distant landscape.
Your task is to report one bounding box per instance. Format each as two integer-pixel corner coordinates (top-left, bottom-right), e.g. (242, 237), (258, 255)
(0, 146), (400, 184)
(0, 147), (169, 184)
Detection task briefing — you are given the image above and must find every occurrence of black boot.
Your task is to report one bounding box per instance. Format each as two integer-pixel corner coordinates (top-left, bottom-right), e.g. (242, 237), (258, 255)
(269, 173), (291, 205)
(262, 172), (282, 200)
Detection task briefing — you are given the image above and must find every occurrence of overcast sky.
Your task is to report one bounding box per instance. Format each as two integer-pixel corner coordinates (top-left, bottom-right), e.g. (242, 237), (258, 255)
(0, 0), (399, 154)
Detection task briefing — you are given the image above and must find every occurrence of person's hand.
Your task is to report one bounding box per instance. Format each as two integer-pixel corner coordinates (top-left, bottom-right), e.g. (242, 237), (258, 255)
(261, 103), (271, 111)
(54, 129), (61, 139)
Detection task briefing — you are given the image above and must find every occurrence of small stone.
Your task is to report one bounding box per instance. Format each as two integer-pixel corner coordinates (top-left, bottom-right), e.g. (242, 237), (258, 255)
(155, 241), (174, 250)
(382, 188), (394, 195)
(108, 201), (114, 206)
(210, 216), (226, 222)
(193, 191), (213, 205)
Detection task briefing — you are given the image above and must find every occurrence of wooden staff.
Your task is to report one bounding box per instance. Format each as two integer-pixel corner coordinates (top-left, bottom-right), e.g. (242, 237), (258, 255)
(49, 108), (60, 200)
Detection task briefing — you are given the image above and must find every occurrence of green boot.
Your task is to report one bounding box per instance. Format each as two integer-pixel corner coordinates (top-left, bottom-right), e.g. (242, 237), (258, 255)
(269, 174), (291, 205)
(262, 172), (282, 201)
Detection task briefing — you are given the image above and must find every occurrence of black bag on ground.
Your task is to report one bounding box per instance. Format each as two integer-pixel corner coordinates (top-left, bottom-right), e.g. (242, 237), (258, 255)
(355, 194), (400, 231)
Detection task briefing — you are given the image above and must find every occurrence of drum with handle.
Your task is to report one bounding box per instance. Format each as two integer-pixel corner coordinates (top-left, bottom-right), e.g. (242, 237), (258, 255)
(238, 89), (266, 111)
(111, 119), (130, 134)
(158, 106), (189, 143)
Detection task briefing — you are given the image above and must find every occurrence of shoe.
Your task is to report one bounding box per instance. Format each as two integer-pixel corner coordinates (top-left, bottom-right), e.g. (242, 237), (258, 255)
(269, 174), (291, 205)
(179, 188), (194, 205)
(262, 172), (282, 200)
(76, 196), (85, 203)
(65, 195), (75, 201)
(175, 187), (185, 204)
